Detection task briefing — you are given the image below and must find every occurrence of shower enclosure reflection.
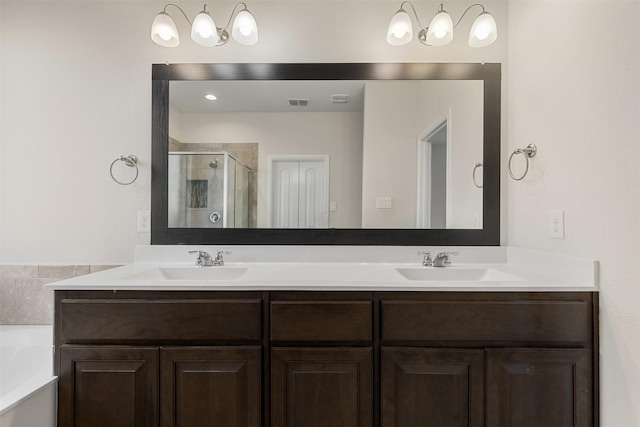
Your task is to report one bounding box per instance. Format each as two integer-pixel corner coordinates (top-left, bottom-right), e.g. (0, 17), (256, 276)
(168, 152), (252, 228)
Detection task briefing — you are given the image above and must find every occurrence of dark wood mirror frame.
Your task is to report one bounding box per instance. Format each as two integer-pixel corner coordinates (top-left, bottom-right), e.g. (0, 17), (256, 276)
(151, 62), (501, 245)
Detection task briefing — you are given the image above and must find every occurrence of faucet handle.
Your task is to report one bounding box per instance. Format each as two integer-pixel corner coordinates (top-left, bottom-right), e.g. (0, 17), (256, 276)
(417, 251), (433, 267)
(189, 250), (205, 255)
(440, 251), (459, 256)
(213, 250), (231, 265)
(189, 250), (211, 258)
(437, 251), (458, 266)
(188, 250), (213, 266)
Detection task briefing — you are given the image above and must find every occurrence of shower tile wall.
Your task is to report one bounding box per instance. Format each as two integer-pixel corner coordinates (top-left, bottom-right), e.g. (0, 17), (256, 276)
(0, 265), (118, 324)
(171, 139), (259, 228)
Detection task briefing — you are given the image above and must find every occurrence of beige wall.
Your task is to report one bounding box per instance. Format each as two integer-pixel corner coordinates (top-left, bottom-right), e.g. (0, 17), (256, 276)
(0, 0), (507, 264)
(507, 2), (640, 425)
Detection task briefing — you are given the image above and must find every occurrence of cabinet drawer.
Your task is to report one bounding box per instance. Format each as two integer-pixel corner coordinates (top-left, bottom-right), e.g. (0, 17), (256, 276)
(271, 301), (372, 343)
(60, 298), (262, 343)
(381, 298), (591, 346)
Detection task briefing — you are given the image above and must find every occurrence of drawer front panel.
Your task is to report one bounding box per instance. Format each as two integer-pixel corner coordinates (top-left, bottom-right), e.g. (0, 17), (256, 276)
(381, 299), (591, 346)
(60, 298), (262, 343)
(271, 301), (372, 343)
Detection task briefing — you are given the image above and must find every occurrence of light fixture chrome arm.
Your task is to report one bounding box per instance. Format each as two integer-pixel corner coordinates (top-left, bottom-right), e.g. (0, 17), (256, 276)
(388, 2), (453, 46)
(400, 1), (434, 45)
(398, 1), (429, 31)
(162, 3), (193, 25)
(453, 3), (485, 28)
(219, 2), (249, 31)
(214, 3), (253, 46)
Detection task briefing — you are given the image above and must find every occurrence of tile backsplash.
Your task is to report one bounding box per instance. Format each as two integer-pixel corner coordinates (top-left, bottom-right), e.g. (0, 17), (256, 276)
(0, 265), (118, 324)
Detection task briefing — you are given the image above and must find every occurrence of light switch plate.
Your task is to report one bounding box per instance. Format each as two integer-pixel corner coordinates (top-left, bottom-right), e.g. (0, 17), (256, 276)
(376, 197), (392, 209)
(549, 210), (564, 239)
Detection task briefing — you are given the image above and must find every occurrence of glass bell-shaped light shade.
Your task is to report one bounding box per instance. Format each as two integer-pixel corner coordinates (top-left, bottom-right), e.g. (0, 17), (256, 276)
(468, 12), (497, 47)
(191, 9), (220, 46)
(386, 9), (413, 46)
(151, 12), (180, 47)
(426, 8), (453, 46)
(232, 9), (258, 45)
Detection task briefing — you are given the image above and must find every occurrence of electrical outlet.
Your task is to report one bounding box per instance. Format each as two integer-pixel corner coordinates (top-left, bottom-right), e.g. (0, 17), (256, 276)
(376, 197), (392, 209)
(137, 211), (151, 232)
(330, 202), (337, 212)
(549, 210), (564, 239)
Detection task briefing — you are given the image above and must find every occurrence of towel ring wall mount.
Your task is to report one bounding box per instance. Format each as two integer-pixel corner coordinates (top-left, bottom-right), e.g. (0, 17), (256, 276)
(110, 155), (139, 185)
(472, 162), (483, 188)
(508, 144), (537, 181)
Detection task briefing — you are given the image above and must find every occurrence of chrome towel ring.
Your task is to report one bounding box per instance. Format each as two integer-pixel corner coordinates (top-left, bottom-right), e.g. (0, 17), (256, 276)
(110, 155), (139, 185)
(472, 162), (483, 188)
(508, 144), (537, 181)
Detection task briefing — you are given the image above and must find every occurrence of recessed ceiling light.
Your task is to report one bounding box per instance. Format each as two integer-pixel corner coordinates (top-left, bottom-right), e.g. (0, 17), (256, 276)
(205, 94), (217, 101)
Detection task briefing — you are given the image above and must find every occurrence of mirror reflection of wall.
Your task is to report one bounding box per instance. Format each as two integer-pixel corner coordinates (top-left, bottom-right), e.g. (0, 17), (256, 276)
(168, 79), (482, 229)
(362, 80), (483, 229)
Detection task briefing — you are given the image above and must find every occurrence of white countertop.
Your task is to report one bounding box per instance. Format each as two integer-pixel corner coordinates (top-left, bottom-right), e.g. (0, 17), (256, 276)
(44, 246), (598, 292)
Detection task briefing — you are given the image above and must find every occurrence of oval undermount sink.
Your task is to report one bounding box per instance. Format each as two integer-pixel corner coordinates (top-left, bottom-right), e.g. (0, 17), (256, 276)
(124, 267), (249, 281)
(396, 267), (524, 282)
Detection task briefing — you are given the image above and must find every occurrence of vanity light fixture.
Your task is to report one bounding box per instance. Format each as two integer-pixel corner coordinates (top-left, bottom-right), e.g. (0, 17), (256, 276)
(151, 3), (258, 47)
(387, 2), (497, 47)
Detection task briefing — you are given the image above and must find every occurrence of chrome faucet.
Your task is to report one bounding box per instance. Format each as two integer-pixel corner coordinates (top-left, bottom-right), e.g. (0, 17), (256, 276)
(189, 250), (232, 266)
(433, 251), (458, 267)
(189, 250), (214, 267)
(417, 251), (433, 267)
(212, 250), (231, 266)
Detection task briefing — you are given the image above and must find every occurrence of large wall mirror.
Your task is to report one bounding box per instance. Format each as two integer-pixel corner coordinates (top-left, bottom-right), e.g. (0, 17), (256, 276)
(152, 63), (501, 245)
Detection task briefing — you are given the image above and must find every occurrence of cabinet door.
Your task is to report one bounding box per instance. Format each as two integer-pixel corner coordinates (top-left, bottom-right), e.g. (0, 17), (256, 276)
(161, 347), (261, 427)
(486, 348), (591, 427)
(271, 347), (373, 427)
(58, 346), (159, 427)
(381, 347), (484, 427)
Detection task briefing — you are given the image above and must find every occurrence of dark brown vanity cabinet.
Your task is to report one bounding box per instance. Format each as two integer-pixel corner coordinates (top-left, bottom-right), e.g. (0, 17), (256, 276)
(59, 345), (160, 427)
(54, 290), (597, 427)
(55, 291), (264, 427)
(271, 347), (373, 427)
(379, 292), (597, 427)
(485, 348), (591, 427)
(59, 345), (261, 427)
(269, 293), (374, 427)
(160, 347), (262, 427)
(381, 347), (485, 427)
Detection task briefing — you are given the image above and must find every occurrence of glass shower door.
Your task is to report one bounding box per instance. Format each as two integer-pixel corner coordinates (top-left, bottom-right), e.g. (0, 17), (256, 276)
(168, 152), (252, 228)
(168, 153), (226, 228)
